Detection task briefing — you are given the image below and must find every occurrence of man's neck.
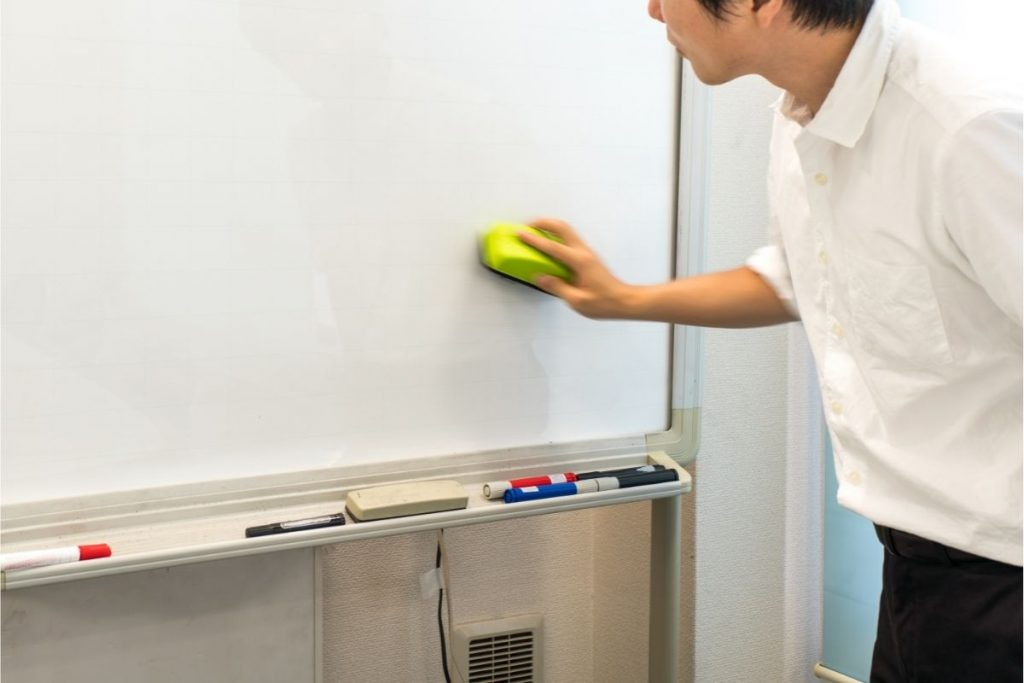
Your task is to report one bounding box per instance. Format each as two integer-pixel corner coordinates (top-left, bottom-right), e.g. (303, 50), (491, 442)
(759, 24), (863, 117)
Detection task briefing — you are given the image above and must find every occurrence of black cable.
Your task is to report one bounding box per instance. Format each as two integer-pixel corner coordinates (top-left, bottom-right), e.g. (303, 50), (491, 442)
(437, 538), (452, 683)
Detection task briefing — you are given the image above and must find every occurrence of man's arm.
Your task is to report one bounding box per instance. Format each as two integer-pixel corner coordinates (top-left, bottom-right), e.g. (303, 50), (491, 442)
(518, 218), (798, 328)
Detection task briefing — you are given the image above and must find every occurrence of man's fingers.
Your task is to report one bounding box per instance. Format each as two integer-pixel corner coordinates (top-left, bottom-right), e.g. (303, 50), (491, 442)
(534, 274), (574, 299)
(518, 229), (579, 266)
(528, 217), (584, 247)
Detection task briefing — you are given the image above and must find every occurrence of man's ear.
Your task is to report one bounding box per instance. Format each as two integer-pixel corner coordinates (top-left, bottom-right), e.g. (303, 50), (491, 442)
(750, 0), (785, 28)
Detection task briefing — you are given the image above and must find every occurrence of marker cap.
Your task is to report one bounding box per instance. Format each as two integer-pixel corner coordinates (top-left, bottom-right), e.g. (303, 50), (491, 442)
(573, 479), (601, 494)
(79, 544), (112, 561)
(483, 482), (508, 499)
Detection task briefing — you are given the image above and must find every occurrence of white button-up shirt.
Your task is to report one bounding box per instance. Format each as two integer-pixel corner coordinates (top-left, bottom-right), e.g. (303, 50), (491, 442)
(747, 0), (1023, 565)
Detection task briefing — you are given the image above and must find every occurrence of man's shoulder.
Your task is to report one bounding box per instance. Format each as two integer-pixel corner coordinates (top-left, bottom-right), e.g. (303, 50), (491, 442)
(884, 19), (1021, 136)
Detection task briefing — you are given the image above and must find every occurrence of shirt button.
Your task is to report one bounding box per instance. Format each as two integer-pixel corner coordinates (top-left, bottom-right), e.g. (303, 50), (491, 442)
(814, 172), (829, 186)
(830, 401), (843, 415)
(846, 471), (862, 485)
(832, 323), (844, 338)
(818, 251), (829, 265)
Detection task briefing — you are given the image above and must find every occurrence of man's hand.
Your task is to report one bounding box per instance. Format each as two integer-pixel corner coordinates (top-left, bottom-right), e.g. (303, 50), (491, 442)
(518, 217), (636, 319)
(518, 216), (798, 328)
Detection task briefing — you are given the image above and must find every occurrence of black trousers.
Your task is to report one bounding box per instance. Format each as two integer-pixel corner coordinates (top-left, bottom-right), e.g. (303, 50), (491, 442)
(871, 525), (1022, 682)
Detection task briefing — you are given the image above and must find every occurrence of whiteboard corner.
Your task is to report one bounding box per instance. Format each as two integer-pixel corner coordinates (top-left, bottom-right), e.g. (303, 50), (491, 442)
(645, 407), (700, 466)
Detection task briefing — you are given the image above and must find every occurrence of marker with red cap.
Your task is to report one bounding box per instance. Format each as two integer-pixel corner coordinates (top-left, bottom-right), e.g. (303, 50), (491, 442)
(1, 544), (112, 572)
(483, 472), (578, 500)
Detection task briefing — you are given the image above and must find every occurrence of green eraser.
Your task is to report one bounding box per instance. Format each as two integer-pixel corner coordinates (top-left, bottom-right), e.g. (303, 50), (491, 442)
(479, 222), (572, 290)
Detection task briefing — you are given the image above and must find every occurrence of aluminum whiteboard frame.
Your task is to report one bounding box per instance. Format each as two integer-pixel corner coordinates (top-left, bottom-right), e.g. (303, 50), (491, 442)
(1, 52), (711, 683)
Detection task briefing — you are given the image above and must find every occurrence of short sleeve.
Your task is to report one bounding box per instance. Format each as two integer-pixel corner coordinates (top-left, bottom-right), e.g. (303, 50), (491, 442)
(746, 242), (799, 319)
(938, 109), (1023, 326)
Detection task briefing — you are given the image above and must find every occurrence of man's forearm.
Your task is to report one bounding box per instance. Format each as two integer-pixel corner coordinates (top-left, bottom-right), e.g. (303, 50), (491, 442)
(617, 266), (798, 328)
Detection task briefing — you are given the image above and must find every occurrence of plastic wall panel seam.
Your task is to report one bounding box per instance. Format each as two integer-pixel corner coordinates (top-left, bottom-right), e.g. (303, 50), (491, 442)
(314, 546), (325, 683)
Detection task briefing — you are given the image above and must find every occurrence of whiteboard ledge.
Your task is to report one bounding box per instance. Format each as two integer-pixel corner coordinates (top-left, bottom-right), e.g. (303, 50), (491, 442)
(3, 434), (645, 536)
(1, 443), (691, 590)
(2, 471), (687, 591)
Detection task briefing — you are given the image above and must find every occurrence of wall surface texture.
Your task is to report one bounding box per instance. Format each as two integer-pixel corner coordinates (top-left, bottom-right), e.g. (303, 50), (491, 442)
(1, 550), (317, 682)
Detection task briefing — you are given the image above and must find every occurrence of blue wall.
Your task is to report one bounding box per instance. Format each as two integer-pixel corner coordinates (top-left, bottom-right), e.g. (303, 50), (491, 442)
(822, 436), (883, 681)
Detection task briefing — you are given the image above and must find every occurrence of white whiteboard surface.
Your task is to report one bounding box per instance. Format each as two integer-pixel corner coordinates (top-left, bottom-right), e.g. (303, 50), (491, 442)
(1, 0), (678, 504)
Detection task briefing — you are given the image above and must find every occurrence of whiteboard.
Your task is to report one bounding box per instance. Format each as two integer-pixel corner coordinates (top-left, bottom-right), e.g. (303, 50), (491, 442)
(1, 0), (678, 504)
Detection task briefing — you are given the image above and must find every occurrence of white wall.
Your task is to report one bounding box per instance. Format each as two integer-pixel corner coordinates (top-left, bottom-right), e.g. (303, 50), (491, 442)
(693, 75), (823, 683)
(899, 0), (1023, 78)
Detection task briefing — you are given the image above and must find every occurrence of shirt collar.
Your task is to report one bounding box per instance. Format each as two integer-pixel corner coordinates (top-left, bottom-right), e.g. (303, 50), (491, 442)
(772, 0), (901, 148)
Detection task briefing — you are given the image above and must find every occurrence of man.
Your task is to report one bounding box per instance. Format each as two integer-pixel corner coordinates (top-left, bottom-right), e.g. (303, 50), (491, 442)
(519, 0), (1023, 680)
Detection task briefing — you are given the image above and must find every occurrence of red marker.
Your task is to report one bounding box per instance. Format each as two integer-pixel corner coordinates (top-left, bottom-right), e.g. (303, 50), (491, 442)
(1, 544), (111, 572)
(483, 473), (577, 500)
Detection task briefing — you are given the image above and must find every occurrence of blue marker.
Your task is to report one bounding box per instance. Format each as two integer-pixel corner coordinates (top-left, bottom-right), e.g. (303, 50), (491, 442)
(504, 481), (593, 503)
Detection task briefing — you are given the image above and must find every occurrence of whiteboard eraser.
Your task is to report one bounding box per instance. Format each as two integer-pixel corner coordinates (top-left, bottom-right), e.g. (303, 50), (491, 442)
(345, 480), (469, 522)
(479, 222), (572, 291)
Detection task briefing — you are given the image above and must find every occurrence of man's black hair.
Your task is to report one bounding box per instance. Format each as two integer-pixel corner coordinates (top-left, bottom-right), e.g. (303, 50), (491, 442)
(698, 0), (874, 31)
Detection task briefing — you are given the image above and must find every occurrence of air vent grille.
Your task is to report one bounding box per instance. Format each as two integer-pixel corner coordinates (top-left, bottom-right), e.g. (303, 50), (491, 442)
(453, 615), (543, 683)
(468, 630), (534, 682)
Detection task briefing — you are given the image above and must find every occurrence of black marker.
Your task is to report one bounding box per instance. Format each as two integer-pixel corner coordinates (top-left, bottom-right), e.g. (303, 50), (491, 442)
(574, 464), (666, 481)
(612, 469), (679, 488)
(245, 513), (346, 538)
